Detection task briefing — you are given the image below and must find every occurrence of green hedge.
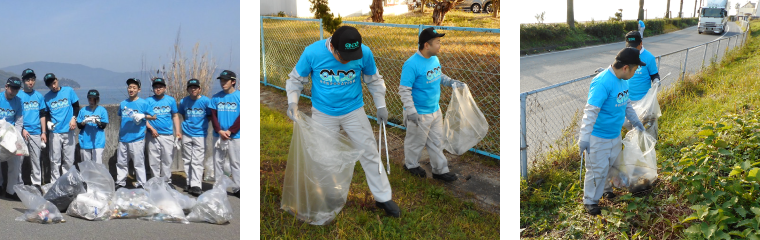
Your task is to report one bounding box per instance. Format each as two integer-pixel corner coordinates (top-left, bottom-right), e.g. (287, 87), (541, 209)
(520, 18), (699, 46)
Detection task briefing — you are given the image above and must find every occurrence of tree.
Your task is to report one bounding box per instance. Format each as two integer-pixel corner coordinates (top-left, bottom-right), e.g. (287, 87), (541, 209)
(679, 0), (684, 18)
(492, 0), (500, 18)
(310, 0), (342, 34)
(610, 9), (623, 21)
(639, 0), (645, 20)
(535, 11), (545, 24)
(431, 0), (464, 26)
(693, 0), (697, 17)
(370, 0), (384, 22)
(666, 0), (671, 18)
(567, 0), (575, 29)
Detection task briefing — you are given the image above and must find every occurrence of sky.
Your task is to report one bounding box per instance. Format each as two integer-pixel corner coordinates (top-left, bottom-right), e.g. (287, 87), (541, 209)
(0, 0), (240, 73)
(519, 0), (745, 24)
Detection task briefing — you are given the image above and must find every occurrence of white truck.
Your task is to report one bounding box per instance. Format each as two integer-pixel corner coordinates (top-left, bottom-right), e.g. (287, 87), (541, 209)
(697, 0), (729, 34)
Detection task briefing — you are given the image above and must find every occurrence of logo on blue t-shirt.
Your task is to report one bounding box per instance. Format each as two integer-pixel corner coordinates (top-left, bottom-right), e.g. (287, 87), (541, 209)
(216, 102), (238, 112)
(121, 108), (140, 116)
(615, 90), (629, 106)
(152, 105), (172, 115)
(23, 101), (41, 111)
(426, 66), (442, 82)
(49, 98), (70, 110)
(185, 107), (206, 117)
(0, 108), (16, 118)
(318, 69), (357, 85)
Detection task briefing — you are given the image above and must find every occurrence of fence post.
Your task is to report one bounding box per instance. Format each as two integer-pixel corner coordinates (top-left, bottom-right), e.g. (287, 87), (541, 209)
(319, 18), (324, 40)
(681, 48), (690, 82)
(702, 42), (709, 69)
(714, 39), (721, 64)
(261, 16), (267, 85)
(520, 93), (528, 179)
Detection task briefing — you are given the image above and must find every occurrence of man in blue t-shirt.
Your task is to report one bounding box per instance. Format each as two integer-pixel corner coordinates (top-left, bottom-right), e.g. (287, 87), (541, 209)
(42, 73), (80, 181)
(399, 27), (464, 183)
(210, 70), (240, 198)
(19, 69), (47, 188)
(1, 77), (25, 199)
(116, 78), (157, 189)
(285, 26), (399, 217)
(578, 48), (646, 216)
(145, 77), (180, 186)
(638, 19), (646, 38)
(622, 31), (661, 137)
(179, 79), (211, 196)
(76, 89), (109, 163)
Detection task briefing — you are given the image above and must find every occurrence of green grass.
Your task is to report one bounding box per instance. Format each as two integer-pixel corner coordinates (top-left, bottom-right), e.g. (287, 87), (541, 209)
(521, 20), (760, 239)
(261, 12), (501, 156)
(260, 104), (499, 239)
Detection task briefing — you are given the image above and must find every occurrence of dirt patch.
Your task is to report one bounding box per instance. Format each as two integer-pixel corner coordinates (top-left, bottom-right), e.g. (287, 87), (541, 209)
(260, 85), (500, 214)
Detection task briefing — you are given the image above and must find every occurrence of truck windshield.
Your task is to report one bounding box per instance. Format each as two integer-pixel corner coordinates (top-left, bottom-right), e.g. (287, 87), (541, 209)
(701, 8), (723, 18)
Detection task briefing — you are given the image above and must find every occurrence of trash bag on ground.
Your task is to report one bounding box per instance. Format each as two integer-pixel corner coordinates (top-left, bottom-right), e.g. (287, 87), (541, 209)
(281, 111), (364, 226)
(0, 119), (29, 161)
(187, 175), (237, 224)
(169, 186), (196, 210)
(78, 161), (115, 196)
(632, 81), (662, 127)
(43, 166), (87, 211)
(41, 182), (54, 195)
(442, 85), (489, 155)
(110, 188), (159, 219)
(66, 191), (113, 221)
(141, 177), (189, 224)
(607, 129), (658, 193)
(14, 185), (65, 224)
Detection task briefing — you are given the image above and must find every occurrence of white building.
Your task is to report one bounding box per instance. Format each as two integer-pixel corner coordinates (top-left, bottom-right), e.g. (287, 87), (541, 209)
(737, 1), (760, 20)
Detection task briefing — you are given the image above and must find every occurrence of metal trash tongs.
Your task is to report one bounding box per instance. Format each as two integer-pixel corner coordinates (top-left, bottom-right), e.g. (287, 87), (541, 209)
(377, 122), (390, 175)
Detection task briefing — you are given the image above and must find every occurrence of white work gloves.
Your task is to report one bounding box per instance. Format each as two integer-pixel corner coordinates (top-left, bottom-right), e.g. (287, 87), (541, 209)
(287, 103), (298, 121)
(124, 107), (145, 124)
(579, 140), (590, 159)
(406, 112), (420, 126)
(215, 137), (229, 151)
(633, 121), (646, 132)
(47, 121), (55, 131)
(450, 80), (465, 88)
(377, 107), (388, 125)
(174, 137), (181, 150)
(82, 116), (98, 124)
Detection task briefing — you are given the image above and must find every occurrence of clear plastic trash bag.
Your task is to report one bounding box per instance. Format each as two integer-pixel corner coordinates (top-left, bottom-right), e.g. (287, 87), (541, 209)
(281, 111), (364, 226)
(443, 85), (489, 155)
(0, 119), (29, 161)
(169, 187), (197, 210)
(607, 129), (658, 193)
(141, 177), (189, 224)
(66, 191), (113, 221)
(632, 81), (662, 124)
(14, 185), (65, 224)
(43, 166), (87, 211)
(110, 188), (159, 219)
(187, 175), (237, 224)
(78, 161), (115, 196)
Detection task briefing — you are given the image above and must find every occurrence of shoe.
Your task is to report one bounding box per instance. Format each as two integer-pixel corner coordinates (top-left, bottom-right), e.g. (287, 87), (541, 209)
(375, 200), (400, 218)
(602, 192), (616, 200)
(6, 192), (20, 201)
(234, 190), (240, 198)
(584, 204), (601, 216)
(115, 184), (124, 191)
(432, 172), (458, 182)
(189, 186), (203, 197)
(403, 165), (426, 178)
(183, 185), (190, 192)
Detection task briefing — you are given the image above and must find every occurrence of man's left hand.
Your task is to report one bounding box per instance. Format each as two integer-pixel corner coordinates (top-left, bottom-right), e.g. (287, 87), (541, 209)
(69, 118), (77, 130)
(377, 107), (388, 125)
(450, 80), (465, 88)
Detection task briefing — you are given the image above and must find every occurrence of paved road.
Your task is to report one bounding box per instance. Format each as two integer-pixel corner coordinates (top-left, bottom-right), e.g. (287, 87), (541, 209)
(520, 22), (746, 168)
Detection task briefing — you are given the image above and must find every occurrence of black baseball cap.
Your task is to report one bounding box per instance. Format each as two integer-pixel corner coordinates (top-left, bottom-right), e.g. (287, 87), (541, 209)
(126, 78), (141, 88)
(7, 77), (22, 88)
(87, 89), (100, 98)
(21, 68), (36, 80)
(615, 48), (646, 66)
(187, 78), (201, 88)
(43, 73), (57, 86)
(152, 77), (167, 87)
(419, 27), (445, 47)
(625, 31), (642, 48)
(217, 70), (236, 80)
(330, 26), (363, 61)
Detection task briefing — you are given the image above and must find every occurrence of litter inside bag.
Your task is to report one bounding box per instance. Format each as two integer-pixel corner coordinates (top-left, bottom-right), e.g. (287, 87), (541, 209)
(66, 191), (113, 221)
(187, 175), (236, 224)
(140, 177), (189, 224)
(281, 111), (364, 226)
(443, 85), (489, 155)
(607, 129), (658, 193)
(0, 119), (29, 161)
(169, 187), (196, 210)
(632, 81), (662, 124)
(43, 166), (87, 211)
(14, 185), (65, 224)
(110, 188), (159, 219)
(79, 161), (115, 196)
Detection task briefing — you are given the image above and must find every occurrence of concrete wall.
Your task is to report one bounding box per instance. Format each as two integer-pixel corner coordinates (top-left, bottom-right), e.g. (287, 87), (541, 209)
(261, 0), (372, 18)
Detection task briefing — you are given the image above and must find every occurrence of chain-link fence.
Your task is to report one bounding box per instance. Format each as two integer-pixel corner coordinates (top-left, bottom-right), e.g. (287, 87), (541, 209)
(261, 16), (501, 159)
(520, 26), (751, 178)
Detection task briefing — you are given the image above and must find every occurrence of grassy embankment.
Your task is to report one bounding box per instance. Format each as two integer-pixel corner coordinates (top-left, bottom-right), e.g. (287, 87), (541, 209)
(521, 20), (760, 239)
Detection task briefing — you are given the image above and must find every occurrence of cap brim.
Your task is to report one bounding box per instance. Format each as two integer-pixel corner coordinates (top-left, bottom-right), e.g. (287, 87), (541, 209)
(435, 33), (446, 38)
(638, 60), (646, 66)
(339, 48), (363, 61)
(22, 74), (36, 79)
(217, 76), (235, 80)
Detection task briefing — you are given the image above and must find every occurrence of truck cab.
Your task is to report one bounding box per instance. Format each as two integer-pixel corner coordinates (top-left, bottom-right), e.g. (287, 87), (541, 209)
(698, 3), (729, 34)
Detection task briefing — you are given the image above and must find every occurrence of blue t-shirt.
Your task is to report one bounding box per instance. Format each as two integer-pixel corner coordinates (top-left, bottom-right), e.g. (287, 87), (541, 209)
(118, 98), (154, 143)
(628, 49), (658, 101)
(146, 95), (178, 135)
(179, 95), (211, 138)
(19, 90), (46, 135)
(639, 20), (645, 28)
(77, 105), (109, 149)
(294, 39), (378, 116)
(44, 86), (79, 133)
(0, 93), (23, 126)
(399, 52), (443, 115)
(210, 90), (240, 139)
(587, 67), (630, 139)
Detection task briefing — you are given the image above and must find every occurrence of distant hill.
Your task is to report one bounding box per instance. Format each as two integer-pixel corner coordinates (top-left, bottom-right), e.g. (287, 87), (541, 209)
(0, 69), (81, 89)
(1, 62), (236, 89)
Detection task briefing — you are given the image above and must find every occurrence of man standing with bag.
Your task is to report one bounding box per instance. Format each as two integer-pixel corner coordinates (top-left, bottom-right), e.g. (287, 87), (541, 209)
(115, 78), (156, 189)
(43, 73), (80, 181)
(398, 27), (463, 182)
(145, 77), (181, 186)
(18, 69), (47, 189)
(578, 48), (647, 216)
(2, 77), (25, 200)
(211, 70), (240, 197)
(622, 31), (660, 138)
(285, 26), (399, 217)
(178, 79), (211, 196)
